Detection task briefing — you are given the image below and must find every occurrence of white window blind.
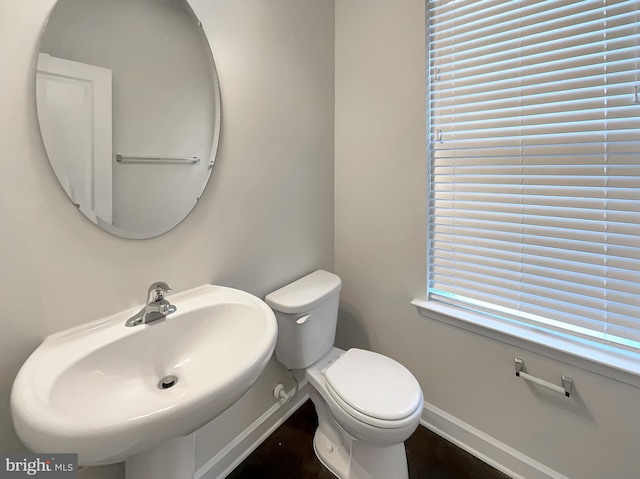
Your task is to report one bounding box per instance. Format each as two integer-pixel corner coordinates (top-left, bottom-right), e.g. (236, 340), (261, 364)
(427, 0), (640, 350)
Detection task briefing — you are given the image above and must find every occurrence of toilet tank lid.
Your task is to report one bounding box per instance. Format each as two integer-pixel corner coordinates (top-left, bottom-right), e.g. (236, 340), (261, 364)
(265, 270), (341, 314)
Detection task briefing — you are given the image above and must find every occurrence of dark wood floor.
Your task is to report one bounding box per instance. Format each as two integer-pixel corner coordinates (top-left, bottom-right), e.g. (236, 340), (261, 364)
(227, 400), (510, 479)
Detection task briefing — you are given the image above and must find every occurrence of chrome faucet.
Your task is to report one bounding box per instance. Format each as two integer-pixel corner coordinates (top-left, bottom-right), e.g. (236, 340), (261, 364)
(125, 282), (177, 327)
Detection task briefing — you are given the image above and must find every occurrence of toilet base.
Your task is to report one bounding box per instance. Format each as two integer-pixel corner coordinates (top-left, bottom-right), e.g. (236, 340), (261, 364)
(313, 426), (410, 479)
(313, 427), (350, 478)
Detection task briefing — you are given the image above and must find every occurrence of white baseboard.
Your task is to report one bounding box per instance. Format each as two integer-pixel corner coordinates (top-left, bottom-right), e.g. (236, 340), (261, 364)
(194, 389), (566, 479)
(420, 402), (569, 479)
(195, 381), (310, 479)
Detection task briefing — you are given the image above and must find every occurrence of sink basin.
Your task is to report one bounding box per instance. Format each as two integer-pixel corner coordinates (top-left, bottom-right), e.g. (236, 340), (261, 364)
(11, 284), (277, 465)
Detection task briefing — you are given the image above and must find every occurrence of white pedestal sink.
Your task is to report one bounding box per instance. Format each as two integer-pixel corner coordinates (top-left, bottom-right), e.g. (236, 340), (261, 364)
(11, 284), (277, 473)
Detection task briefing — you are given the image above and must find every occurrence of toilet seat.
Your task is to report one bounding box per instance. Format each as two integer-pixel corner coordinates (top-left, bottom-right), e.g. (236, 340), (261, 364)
(323, 349), (422, 429)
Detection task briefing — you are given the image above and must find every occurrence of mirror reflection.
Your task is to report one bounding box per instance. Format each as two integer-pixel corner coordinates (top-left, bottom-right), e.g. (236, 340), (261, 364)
(37, 0), (220, 239)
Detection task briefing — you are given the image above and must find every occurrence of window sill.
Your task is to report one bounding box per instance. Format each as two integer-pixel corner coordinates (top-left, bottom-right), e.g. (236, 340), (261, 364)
(411, 298), (640, 389)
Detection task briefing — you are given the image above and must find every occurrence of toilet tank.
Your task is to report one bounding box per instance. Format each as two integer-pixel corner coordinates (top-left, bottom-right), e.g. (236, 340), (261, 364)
(265, 270), (342, 369)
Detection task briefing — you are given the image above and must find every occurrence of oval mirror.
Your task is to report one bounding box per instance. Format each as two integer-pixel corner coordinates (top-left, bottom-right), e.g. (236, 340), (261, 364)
(36, 0), (221, 239)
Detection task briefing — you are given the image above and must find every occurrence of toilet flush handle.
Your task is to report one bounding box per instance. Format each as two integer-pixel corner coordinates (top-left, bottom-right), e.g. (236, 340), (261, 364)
(296, 315), (311, 325)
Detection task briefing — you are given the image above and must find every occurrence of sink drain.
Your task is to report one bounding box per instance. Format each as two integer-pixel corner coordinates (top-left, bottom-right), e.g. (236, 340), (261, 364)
(158, 375), (178, 390)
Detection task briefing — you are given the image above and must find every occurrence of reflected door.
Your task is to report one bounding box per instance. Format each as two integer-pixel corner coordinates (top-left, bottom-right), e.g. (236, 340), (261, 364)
(36, 53), (113, 224)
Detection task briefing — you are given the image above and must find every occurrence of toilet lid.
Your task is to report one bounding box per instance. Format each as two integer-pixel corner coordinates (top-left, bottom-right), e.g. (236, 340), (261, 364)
(324, 349), (422, 421)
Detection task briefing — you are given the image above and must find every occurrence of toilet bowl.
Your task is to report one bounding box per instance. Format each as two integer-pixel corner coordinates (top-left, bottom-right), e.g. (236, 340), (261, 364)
(265, 270), (423, 479)
(306, 347), (423, 479)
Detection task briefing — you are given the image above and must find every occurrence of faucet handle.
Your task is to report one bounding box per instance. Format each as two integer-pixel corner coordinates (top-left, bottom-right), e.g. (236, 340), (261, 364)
(148, 282), (172, 302)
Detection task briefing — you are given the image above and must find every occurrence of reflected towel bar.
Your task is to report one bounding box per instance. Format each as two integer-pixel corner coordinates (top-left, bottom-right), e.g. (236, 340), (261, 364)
(116, 154), (200, 164)
(514, 358), (573, 398)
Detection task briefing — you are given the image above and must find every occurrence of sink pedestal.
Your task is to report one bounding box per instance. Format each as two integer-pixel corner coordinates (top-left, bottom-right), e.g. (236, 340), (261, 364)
(125, 435), (195, 479)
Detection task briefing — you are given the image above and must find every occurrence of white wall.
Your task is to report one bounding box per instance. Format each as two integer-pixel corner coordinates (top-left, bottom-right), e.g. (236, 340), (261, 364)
(0, 0), (333, 478)
(335, 2), (640, 479)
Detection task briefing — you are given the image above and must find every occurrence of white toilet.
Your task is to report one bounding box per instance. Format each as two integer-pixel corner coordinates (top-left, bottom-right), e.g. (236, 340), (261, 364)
(265, 270), (423, 479)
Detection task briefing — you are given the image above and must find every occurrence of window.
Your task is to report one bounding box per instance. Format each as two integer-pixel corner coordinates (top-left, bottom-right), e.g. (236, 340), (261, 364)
(426, 1), (640, 353)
